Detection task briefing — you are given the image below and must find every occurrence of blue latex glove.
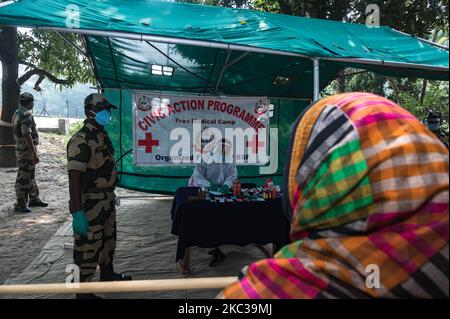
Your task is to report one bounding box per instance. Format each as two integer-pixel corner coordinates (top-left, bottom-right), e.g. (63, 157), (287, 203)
(72, 210), (89, 237)
(221, 184), (229, 193)
(210, 183), (219, 191)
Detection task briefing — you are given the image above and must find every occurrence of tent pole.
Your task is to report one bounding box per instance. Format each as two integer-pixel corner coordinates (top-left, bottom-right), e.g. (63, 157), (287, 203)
(56, 32), (89, 58)
(226, 51), (250, 69)
(214, 50), (232, 93)
(0, 1), (14, 8)
(313, 58), (320, 101)
(145, 41), (209, 82)
(33, 26), (449, 73)
(95, 87), (313, 101)
(82, 35), (101, 89)
(37, 26), (307, 58)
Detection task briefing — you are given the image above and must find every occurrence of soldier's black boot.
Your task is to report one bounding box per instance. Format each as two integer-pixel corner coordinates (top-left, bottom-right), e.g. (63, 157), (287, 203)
(28, 199), (49, 207)
(208, 248), (226, 267)
(100, 272), (132, 281)
(71, 277), (103, 299)
(14, 205), (31, 213)
(100, 265), (132, 281)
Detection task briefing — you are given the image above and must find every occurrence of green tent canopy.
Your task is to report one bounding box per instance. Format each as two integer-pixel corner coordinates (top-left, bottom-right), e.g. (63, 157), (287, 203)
(0, 0), (448, 93)
(1, 0), (448, 193)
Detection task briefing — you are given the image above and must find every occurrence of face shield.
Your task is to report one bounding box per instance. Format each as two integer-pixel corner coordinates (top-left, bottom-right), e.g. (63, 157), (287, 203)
(213, 139), (233, 163)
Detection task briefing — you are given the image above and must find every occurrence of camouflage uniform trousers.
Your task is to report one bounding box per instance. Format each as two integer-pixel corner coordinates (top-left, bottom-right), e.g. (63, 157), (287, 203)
(74, 191), (117, 282)
(15, 151), (40, 207)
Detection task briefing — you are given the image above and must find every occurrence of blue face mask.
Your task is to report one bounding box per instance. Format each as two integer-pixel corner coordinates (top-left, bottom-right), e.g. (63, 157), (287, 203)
(93, 110), (112, 126)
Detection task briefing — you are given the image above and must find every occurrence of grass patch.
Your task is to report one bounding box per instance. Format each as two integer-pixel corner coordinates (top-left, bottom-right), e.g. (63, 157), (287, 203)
(63, 121), (84, 145)
(68, 121), (84, 136)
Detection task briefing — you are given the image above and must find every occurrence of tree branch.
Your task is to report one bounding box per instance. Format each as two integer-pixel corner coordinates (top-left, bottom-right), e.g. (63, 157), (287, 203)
(277, 0), (292, 15)
(387, 77), (403, 105)
(18, 36), (45, 51)
(17, 60), (72, 90)
(18, 59), (34, 69)
(33, 75), (45, 92)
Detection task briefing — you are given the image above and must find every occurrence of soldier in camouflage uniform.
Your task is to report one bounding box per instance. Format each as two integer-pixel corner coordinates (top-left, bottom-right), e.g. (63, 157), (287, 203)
(12, 92), (48, 213)
(67, 93), (131, 299)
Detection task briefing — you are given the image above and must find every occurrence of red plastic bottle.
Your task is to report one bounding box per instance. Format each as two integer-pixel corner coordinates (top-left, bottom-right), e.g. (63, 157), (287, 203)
(264, 178), (272, 190)
(237, 180), (241, 196)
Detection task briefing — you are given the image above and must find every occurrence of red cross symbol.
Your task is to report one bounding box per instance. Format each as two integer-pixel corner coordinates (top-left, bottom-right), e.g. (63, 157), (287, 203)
(138, 133), (159, 153)
(246, 134), (265, 154)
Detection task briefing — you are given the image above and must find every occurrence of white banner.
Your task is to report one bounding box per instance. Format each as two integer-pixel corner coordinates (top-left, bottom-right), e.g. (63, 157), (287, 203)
(133, 91), (269, 166)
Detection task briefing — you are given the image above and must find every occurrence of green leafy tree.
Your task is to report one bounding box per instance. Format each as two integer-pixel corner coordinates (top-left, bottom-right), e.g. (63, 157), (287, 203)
(349, 0), (448, 37)
(181, 0), (448, 117)
(17, 30), (94, 90)
(399, 80), (449, 120)
(0, 5), (94, 166)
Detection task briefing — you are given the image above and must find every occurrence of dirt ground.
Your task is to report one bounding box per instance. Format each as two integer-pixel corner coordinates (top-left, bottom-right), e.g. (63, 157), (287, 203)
(0, 132), (139, 284)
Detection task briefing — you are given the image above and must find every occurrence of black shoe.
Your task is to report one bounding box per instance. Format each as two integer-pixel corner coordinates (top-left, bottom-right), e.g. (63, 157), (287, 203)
(76, 293), (103, 299)
(28, 200), (49, 207)
(209, 249), (226, 267)
(100, 272), (132, 281)
(14, 206), (31, 213)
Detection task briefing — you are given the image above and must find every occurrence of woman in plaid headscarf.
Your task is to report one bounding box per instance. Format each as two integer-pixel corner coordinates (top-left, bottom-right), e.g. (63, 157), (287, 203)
(222, 92), (449, 298)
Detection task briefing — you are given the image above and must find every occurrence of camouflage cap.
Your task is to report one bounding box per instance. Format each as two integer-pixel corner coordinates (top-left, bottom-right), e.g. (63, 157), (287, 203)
(84, 93), (117, 110)
(19, 92), (34, 105)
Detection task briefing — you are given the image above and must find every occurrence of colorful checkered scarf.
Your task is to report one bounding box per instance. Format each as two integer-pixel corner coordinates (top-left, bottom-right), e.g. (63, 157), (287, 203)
(223, 93), (449, 298)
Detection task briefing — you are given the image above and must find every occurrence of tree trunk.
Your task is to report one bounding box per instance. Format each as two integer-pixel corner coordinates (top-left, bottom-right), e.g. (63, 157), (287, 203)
(277, 0), (293, 15)
(387, 77), (403, 105)
(0, 26), (19, 167)
(418, 31), (437, 114)
(337, 73), (346, 93)
(419, 79), (428, 107)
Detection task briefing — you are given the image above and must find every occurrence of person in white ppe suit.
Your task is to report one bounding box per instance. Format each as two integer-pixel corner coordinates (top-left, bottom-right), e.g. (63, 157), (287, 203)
(182, 138), (237, 270)
(189, 138), (237, 193)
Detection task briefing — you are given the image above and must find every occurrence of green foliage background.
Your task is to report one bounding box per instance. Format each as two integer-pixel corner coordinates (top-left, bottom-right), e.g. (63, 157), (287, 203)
(181, 0), (449, 129)
(2, 0), (448, 124)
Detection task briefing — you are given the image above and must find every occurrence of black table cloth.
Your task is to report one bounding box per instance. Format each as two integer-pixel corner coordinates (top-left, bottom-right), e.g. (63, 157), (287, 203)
(171, 187), (291, 262)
